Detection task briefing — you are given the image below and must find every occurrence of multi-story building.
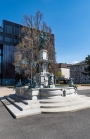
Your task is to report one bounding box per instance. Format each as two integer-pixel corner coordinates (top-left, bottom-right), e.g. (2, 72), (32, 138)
(0, 20), (55, 86)
(0, 20), (22, 85)
(70, 61), (90, 83)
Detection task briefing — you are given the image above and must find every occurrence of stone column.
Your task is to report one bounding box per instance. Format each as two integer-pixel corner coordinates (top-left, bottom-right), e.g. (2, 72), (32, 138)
(39, 72), (45, 88)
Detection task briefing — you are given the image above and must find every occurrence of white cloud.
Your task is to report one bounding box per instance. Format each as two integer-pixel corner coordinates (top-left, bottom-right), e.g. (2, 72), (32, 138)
(71, 61), (79, 64)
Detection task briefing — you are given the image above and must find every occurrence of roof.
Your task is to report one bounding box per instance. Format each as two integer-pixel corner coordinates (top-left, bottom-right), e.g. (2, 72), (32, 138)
(57, 63), (71, 68)
(3, 20), (22, 26)
(70, 60), (86, 66)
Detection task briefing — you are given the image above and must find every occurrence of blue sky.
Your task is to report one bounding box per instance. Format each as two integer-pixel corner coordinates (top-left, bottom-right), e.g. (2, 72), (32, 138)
(0, 0), (90, 64)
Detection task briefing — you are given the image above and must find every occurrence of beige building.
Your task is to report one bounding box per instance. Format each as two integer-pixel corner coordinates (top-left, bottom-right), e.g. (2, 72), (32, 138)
(57, 63), (71, 79)
(70, 61), (90, 83)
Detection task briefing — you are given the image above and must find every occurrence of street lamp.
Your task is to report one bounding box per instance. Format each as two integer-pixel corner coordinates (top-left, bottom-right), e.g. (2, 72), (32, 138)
(24, 37), (38, 84)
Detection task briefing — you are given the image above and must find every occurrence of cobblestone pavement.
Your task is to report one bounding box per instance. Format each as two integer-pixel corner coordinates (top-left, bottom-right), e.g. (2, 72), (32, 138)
(0, 89), (90, 139)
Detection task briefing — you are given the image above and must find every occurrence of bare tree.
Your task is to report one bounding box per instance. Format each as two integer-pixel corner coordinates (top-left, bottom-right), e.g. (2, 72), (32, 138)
(14, 10), (56, 79)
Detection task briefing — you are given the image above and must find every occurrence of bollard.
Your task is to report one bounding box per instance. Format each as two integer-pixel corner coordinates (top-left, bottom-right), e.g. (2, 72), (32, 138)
(63, 89), (66, 97)
(74, 86), (77, 94)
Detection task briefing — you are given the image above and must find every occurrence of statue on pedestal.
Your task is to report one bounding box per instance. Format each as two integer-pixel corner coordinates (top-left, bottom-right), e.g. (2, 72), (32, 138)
(30, 77), (38, 88)
(14, 79), (22, 88)
(33, 32), (55, 88)
(69, 78), (74, 87)
(69, 78), (77, 93)
(48, 75), (53, 86)
(38, 32), (49, 50)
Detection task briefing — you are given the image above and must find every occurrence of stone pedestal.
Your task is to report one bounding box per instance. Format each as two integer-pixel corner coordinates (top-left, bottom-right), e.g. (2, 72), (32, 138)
(39, 72), (45, 88)
(34, 49), (55, 88)
(44, 73), (49, 87)
(39, 50), (48, 61)
(15, 87), (39, 100)
(50, 85), (55, 88)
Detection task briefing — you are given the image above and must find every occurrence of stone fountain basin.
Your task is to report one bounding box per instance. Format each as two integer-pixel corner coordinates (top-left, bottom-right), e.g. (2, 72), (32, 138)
(15, 86), (76, 100)
(40, 88), (63, 96)
(39, 87), (76, 98)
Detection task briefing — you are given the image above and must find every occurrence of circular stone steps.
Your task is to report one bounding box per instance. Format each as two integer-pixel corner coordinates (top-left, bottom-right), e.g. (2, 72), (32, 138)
(40, 94), (90, 112)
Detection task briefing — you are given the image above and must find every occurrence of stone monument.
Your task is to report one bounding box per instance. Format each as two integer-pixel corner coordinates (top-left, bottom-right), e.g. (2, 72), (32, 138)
(15, 33), (77, 100)
(34, 33), (55, 88)
(69, 78), (77, 93)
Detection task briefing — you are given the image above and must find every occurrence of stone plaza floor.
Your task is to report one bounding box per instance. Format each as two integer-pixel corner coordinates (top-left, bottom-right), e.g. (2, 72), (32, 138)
(0, 87), (15, 97)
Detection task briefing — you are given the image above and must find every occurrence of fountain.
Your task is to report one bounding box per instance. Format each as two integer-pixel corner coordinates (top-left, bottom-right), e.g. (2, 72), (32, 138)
(1, 33), (79, 119)
(15, 32), (77, 100)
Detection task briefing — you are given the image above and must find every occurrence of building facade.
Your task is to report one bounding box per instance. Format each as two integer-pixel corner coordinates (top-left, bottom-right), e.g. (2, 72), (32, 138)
(70, 61), (90, 83)
(57, 63), (71, 79)
(0, 20), (55, 86)
(56, 63), (71, 84)
(0, 20), (22, 85)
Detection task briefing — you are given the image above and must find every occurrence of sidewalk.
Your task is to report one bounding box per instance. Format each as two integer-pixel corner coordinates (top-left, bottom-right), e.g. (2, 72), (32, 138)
(77, 86), (90, 90)
(0, 87), (15, 97)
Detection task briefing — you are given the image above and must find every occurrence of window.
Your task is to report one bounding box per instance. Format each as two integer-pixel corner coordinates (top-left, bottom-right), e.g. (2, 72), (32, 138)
(5, 37), (12, 42)
(0, 56), (1, 63)
(14, 38), (19, 43)
(0, 49), (1, 53)
(0, 36), (3, 41)
(0, 27), (3, 32)
(0, 63), (1, 74)
(5, 25), (12, 34)
(14, 27), (20, 35)
(0, 56), (2, 74)
(0, 46), (3, 75)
